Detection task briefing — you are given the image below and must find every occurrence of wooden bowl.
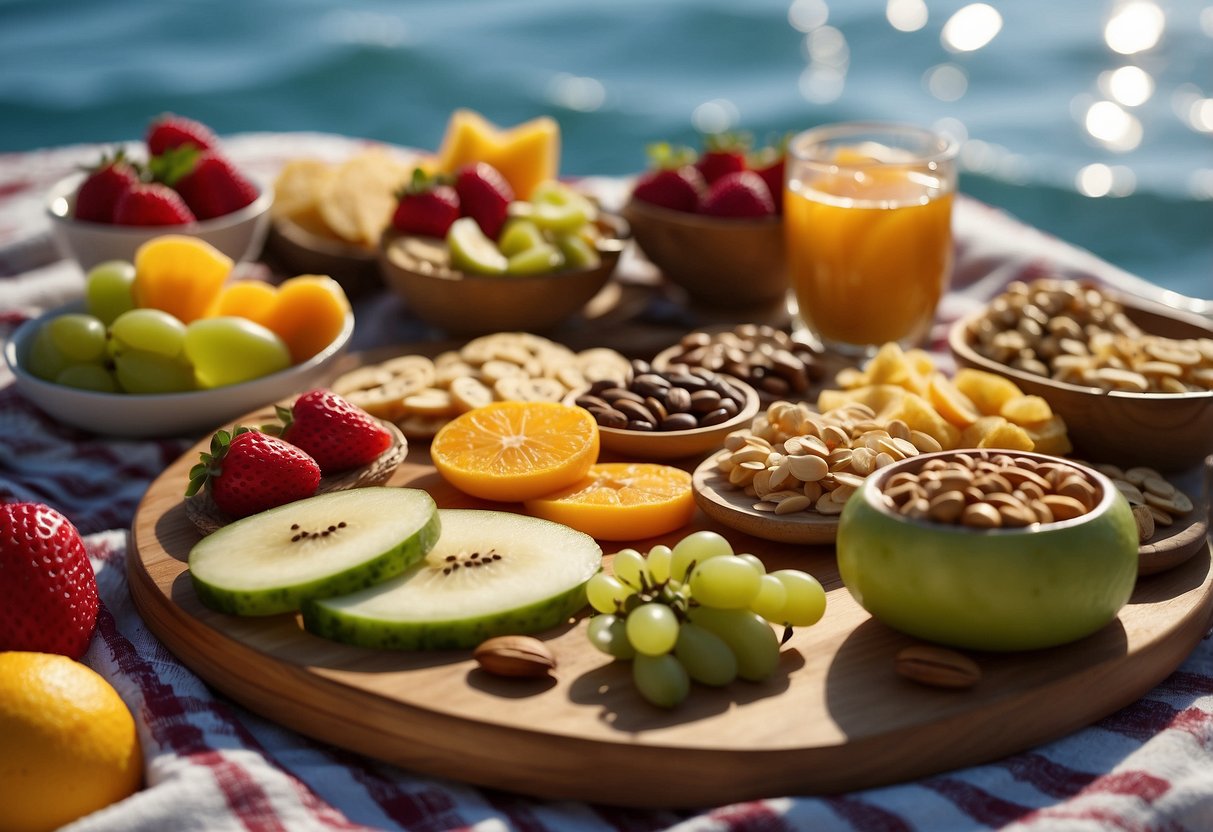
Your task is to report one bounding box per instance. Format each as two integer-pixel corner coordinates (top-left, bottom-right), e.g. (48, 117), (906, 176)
(949, 295), (1213, 472)
(621, 198), (786, 307)
(377, 218), (627, 337)
(563, 376), (760, 461)
(264, 216), (382, 298)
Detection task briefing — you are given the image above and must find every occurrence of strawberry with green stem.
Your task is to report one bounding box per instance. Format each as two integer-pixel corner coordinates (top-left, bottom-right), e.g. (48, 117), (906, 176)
(74, 150), (142, 223)
(695, 132), (751, 185)
(187, 426), (322, 519)
(113, 182), (196, 225)
(392, 168), (461, 238)
(270, 389), (393, 476)
(631, 142), (706, 213)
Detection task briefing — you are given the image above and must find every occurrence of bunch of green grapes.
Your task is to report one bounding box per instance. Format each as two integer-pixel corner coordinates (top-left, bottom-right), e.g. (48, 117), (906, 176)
(584, 530), (827, 708)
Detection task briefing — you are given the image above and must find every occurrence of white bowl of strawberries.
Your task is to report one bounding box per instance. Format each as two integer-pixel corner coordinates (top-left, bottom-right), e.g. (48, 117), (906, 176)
(46, 114), (272, 271)
(621, 135), (787, 308)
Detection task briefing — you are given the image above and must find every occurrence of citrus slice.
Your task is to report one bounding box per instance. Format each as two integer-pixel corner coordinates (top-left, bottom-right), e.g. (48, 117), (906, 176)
(430, 401), (599, 502)
(523, 462), (695, 541)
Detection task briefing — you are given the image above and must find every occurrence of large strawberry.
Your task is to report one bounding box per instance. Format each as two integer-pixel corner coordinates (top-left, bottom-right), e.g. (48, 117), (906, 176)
(392, 168), (461, 238)
(695, 132), (750, 185)
(273, 389), (394, 475)
(74, 151), (141, 223)
(631, 142), (705, 213)
(750, 136), (789, 214)
(113, 182), (197, 225)
(0, 502), (99, 659)
(173, 151), (260, 220)
(454, 162), (514, 239)
(699, 171), (776, 219)
(146, 113), (218, 156)
(186, 427), (322, 518)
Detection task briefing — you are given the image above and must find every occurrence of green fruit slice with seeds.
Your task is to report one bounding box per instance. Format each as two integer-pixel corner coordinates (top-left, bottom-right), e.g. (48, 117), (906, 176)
(189, 487), (440, 616)
(302, 509), (602, 650)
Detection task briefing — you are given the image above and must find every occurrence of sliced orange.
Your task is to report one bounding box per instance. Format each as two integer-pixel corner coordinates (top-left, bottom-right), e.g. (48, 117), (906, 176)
(524, 463), (695, 541)
(430, 401), (599, 502)
(133, 235), (232, 323)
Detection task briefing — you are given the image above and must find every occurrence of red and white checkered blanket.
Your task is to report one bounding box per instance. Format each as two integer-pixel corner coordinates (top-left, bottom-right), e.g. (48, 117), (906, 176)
(2, 134), (1211, 832)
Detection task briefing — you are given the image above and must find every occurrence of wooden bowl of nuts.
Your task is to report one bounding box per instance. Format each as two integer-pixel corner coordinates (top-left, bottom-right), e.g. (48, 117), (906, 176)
(949, 278), (1213, 472)
(836, 449), (1139, 652)
(564, 361), (760, 461)
(652, 324), (826, 401)
(621, 199), (786, 308)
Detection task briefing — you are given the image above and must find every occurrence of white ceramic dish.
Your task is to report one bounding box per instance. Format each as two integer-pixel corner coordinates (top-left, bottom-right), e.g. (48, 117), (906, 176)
(46, 172), (272, 270)
(4, 301), (353, 439)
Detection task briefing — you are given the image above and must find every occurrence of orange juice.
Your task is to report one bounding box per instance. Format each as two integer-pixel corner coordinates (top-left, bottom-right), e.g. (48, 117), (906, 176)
(785, 131), (956, 351)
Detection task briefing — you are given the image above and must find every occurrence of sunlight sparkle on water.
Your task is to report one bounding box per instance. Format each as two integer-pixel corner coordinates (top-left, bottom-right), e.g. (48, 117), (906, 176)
(1084, 100), (1142, 151)
(1104, 1), (1165, 55)
(1076, 163), (1135, 197)
(941, 4), (1003, 53)
(886, 0), (928, 32)
(924, 64), (967, 101)
(788, 0), (829, 33)
(1101, 66), (1154, 107)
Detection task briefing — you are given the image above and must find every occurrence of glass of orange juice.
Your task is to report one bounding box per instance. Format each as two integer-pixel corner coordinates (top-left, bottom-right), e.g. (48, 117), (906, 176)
(784, 123), (959, 355)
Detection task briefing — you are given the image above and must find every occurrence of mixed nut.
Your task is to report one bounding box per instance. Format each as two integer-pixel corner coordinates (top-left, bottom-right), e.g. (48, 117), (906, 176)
(965, 278), (1213, 393)
(656, 324), (825, 398)
(574, 360), (751, 432)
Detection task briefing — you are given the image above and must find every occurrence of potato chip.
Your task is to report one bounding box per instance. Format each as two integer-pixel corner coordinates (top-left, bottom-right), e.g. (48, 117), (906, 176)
(893, 393), (960, 449)
(953, 368), (1024, 416)
(960, 415), (1008, 448)
(864, 342), (913, 386)
(1024, 415), (1073, 456)
(1000, 394), (1054, 426)
(927, 372), (979, 428)
(271, 159), (336, 221)
(319, 149), (412, 246)
(975, 420), (1035, 452)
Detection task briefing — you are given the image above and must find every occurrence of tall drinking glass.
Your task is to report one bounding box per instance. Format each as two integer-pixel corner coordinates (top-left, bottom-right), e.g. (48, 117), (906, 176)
(784, 123), (959, 355)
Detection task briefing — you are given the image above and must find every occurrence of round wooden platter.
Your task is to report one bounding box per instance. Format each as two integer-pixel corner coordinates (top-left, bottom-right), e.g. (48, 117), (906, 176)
(130, 427), (1213, 809)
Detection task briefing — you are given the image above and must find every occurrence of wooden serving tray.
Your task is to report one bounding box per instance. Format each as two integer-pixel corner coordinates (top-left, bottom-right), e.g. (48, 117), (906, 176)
(130, 419), (1213, 809)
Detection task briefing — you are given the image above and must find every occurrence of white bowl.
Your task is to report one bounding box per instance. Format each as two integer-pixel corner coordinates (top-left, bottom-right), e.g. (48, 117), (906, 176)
(46, 172), (273, 271)
(4, 302), (354, 439)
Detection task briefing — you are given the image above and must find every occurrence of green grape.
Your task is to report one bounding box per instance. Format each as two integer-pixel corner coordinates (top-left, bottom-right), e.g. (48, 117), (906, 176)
(114, 349), (197, 394)
(669, 530), (734, 583)
(497, 218), (547, 257)
(674, 622), (737, 687)
(632, 653), (690, 708)
(749, 574), (789, 623)
(85, 260), (136, 325)
(111, 308), (187, 358)
(611, 548), (648, 590)
(771, 570), (827, 627)
(46, 314), (107, 363)
(586, 573), (632, 614)
(505, 243), (563, 275)
(530, 180), (597, 234)
(737, 553), (766, 575)
(688, 607), (780, 682)
(688, 555), (762, 609)
(646, 544), (672, 584)
(56, 364), (118, 393)
(625, 602), (679, 656)
(586, 614), (635, 659)
(26, 325), (70, 381)
(554, 233), (600, 270)
(184, 317), (291, 388)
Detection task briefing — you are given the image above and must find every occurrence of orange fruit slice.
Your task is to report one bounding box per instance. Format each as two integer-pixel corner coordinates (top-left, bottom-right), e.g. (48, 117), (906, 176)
(430, 401), (599, 502)
(524, 463), (695, 541)
(133, 235), (232, 323)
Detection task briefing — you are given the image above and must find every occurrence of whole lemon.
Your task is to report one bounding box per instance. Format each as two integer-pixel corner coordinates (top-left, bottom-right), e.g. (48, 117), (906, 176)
(0, 651), (143, 832)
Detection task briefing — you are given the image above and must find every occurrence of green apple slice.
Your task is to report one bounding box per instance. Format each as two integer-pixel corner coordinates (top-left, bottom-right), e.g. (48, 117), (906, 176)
(530, 181), (599, 234)
(302, 509), (602, 650)
(447, 216), (508, 275)
(497, 218), (547, 257)
(506, 242), (564, 275)
(555, 233), (601, 270)
(189, 488), (440, 616)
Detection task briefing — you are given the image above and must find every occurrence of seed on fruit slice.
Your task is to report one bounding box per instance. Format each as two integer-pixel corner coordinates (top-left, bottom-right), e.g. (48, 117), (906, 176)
(506, 243), (562, 275)
(188, 488), (440, 616)
(302, 509), (602, 649)
(447, 216), (507, 275)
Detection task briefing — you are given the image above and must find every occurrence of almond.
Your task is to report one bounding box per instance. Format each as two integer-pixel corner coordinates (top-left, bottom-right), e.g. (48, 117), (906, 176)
(473, 635), (556, 678)
(895, 644), (981, 689)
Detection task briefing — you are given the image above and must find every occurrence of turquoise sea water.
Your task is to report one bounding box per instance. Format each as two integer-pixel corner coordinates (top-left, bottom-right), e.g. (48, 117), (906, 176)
(1, 0), (1209, 298)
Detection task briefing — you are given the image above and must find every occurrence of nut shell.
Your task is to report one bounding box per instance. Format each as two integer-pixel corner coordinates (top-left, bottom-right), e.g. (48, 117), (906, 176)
(473, 635), (557, 678)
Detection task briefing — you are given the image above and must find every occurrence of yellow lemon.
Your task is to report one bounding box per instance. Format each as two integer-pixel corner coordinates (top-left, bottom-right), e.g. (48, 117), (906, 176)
(0, 652), (143, 832)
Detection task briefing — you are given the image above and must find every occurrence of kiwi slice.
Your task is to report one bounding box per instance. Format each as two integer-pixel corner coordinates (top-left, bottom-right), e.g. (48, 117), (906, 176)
(188, 488), (440, 616)
(302, 509), (602, 650)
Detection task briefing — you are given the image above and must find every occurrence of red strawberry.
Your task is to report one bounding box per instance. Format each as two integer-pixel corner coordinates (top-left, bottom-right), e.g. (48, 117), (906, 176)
(0, 502), (99, 659)
(74, 151), (141, 223)
(391, 168), (461, 238)
(113, 182), (197, 225)
(275, 389), (393, 475)
(632, 166), (706, 213)
(186, 427), (321, 519)
(695, 133), (750, 185)
(750, 137), (789, 214)
(454, 162), (513, 239)
(699, 171), (776, 219)
(146, 113), (218, 156)
(174, 151), (260, 220)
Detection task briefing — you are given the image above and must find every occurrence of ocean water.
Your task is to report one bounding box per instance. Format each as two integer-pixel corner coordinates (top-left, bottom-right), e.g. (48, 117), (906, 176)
(1, 0), (1210, 298)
